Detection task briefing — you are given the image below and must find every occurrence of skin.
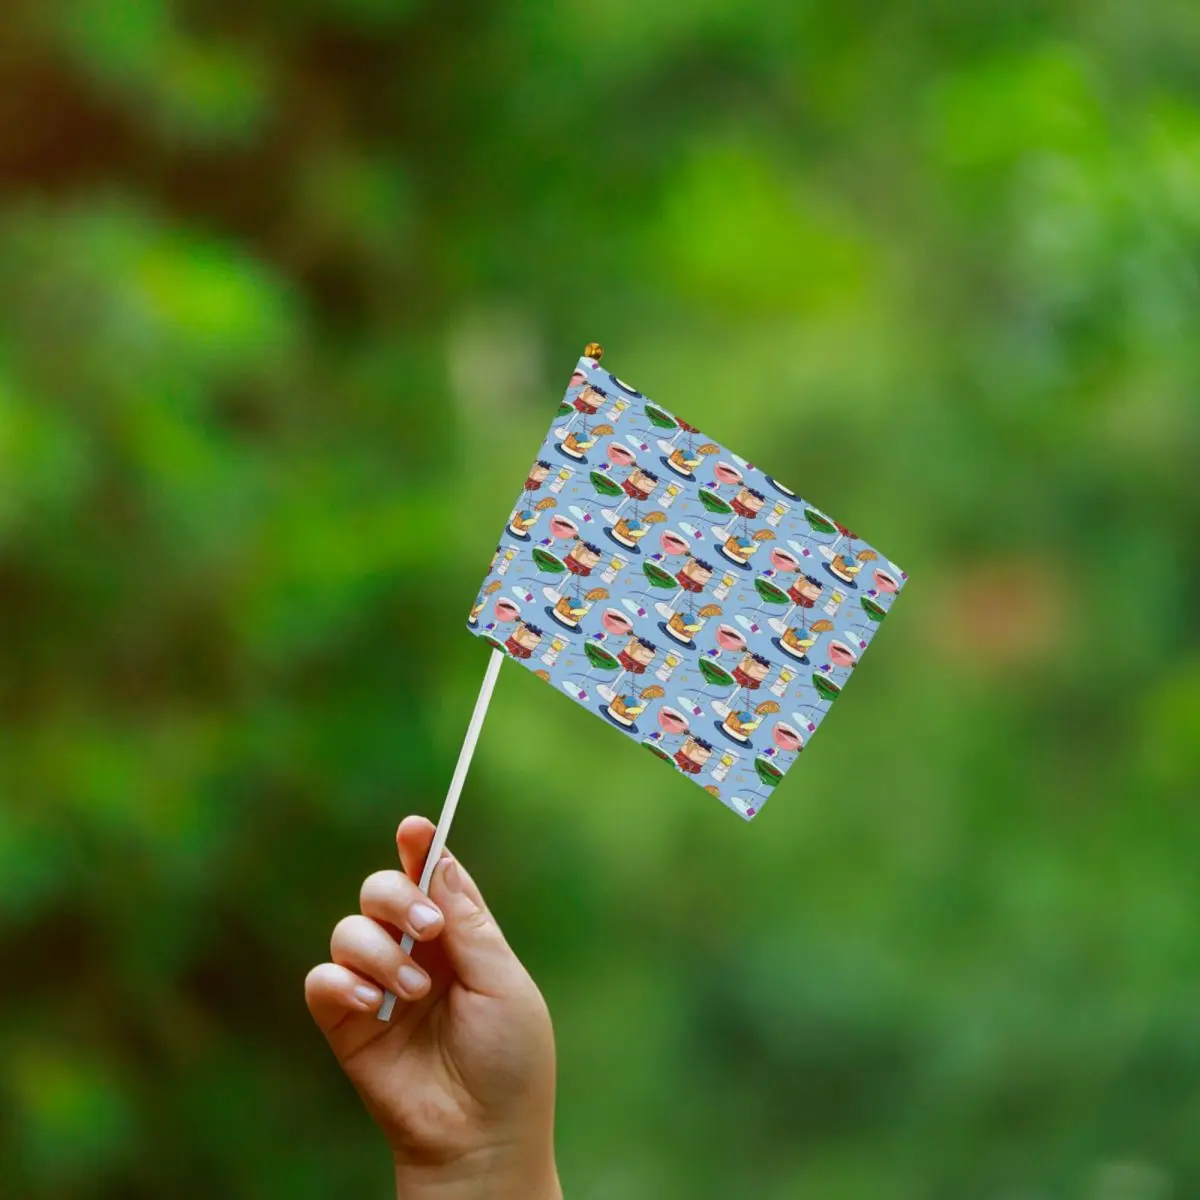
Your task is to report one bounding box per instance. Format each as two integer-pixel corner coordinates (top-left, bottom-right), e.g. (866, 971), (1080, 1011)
(305, 817), (561, 1200)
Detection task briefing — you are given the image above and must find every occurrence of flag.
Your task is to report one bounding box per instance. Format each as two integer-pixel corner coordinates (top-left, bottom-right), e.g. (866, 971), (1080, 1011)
(466, 347), (907, 820)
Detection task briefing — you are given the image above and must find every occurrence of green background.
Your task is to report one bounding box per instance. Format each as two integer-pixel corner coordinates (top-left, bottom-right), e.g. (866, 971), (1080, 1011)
(2, 3), (1198, 1197)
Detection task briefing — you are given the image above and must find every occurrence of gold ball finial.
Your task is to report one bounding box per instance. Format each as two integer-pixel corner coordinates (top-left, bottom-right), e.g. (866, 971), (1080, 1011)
(583, 342), (604, 362)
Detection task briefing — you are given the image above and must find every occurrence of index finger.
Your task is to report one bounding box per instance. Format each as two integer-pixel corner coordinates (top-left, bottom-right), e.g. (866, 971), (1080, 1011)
(396, 816), (436, 882)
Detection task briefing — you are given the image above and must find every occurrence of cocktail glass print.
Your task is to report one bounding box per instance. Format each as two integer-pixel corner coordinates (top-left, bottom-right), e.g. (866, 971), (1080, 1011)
(659, 425), (718, 482)
(546, 540), (608, 632)
(507, 495), (558, 541)
(735, 575), (791, 637)
(751, 754), (784, 805)
(596, 463), (660, 524)
(623, 557), (680, 619)
(643, 702), (692, 761)
(715, 697), (780, 748)
(714, 523), (776, 572)
(711, 651), (773, 718)
(513, 544), (569, 603)
(762, 720), (804, 763)
(561, 639), (622, 703)
(596, 634), (658, 705)
(696, 460), (742, 524)
(467, 344), (908, 822)
(554, 381), (608, 442)
(768, 573), (826, 634)
(533, 511), (581, 550)
(771, 616), (833, 665)
(675, 655), (737, 720)
(558, 415), (613, 465)
(654, 413), (698, 455)
(602, 683), (664, 736)
(467, 579), (502, 627)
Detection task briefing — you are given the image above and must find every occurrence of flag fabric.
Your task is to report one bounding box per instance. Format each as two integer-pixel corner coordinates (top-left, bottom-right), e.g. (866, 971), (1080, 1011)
(466, 349), (907, 820)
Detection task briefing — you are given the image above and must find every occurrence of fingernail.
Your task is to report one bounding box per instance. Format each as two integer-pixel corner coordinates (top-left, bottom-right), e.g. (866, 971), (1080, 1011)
(409, 902), (442, 933)
(397, 965), (427, 995)
(441, 858), (464, 893)
(353, 983), (382, 1009)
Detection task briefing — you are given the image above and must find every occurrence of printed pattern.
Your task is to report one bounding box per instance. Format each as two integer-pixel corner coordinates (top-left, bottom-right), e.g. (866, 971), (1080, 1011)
(466, 353), (907, 820)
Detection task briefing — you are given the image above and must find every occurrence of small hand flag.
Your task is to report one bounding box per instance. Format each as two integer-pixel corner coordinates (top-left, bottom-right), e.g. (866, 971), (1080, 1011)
(467, 345), (907, 822)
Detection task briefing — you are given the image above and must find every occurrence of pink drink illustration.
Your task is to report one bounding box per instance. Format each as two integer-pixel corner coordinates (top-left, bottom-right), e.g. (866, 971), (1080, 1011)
(772, 722), (804, 754)
(713, 461), (743, 488)
(494, 596), (521, 623)
(873, 567), (899, 594)
(715, 623), (748, 654)
(607, 441), (637, 469)
(827, 639), (858, 669)
(769, 546), (801, 575)
(602, 607), (634, 638)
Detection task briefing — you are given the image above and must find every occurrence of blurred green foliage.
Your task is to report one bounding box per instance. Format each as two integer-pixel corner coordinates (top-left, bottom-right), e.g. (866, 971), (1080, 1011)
(1, 2), (1198, 1197)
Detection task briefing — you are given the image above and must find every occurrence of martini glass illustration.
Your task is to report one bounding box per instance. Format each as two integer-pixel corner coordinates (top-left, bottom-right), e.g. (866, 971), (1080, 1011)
(656, 416), (699, 455)
(561, 640), (621, 703)
(860, 594), (888, 623)
(811, 669), (843, 704)
(676, 656), (736, 719)
(515, 544), (569, 603)
(554, 383), (607, 442)
(803, 506), (839, 541)
(751, 754), (784, 804)
(644, 402), (679, 432)
(623, 558), (679, 619)
(735, 576), (791, 637)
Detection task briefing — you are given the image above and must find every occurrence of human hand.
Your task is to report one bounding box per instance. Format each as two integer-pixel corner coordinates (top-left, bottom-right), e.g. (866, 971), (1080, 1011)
(305, 817), (560, 1200)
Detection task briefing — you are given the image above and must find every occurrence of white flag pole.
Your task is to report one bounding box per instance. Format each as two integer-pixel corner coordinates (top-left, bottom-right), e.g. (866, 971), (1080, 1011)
(377, 647), (505, 1022)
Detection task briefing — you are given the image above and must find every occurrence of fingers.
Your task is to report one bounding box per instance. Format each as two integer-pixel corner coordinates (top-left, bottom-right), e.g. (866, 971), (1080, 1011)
(330, 914), (431, 1002)
(396, 817), (436, 883)
(305, 962), (385, 1036)
(359, 869), (444, 942)
(426, 855), (520, 998)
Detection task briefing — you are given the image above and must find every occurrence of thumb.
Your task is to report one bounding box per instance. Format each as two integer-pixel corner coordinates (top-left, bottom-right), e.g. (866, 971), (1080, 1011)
(427, 854), (519, 997)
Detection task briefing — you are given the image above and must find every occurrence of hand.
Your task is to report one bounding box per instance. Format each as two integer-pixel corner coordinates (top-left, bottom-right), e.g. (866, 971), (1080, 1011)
(305, 817), (561, 1200)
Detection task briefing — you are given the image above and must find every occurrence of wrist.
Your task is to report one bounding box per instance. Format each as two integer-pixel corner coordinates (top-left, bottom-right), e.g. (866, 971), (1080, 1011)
(393, 1143), (561, 1200)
